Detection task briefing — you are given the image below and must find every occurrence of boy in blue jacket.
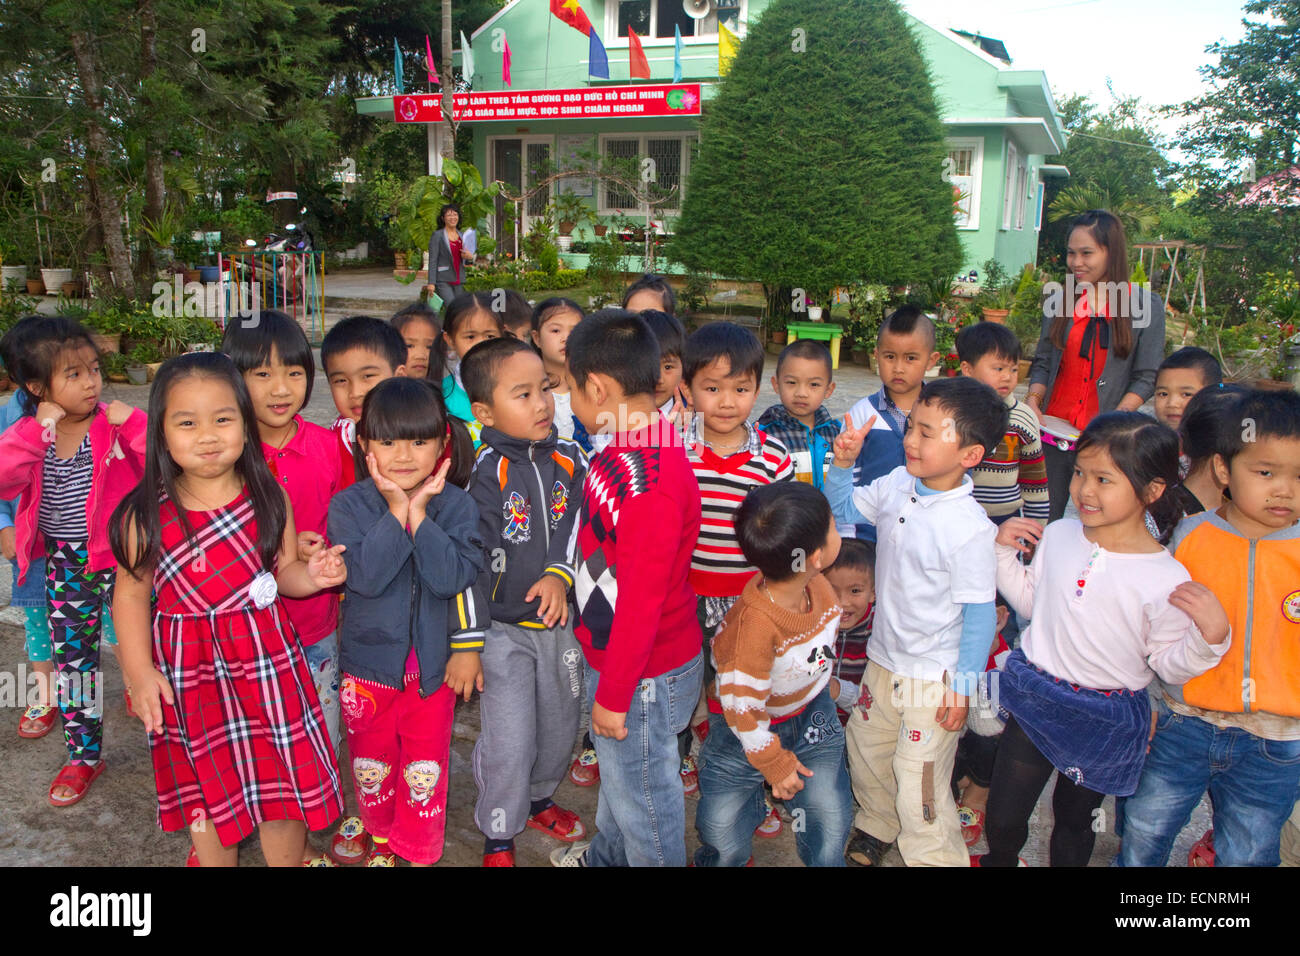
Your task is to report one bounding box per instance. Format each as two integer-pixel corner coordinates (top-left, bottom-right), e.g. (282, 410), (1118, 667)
(462, 337), (590, 867)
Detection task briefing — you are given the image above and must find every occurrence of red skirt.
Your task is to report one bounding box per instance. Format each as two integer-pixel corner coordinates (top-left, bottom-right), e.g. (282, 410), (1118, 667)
(150, 601), (343, 845)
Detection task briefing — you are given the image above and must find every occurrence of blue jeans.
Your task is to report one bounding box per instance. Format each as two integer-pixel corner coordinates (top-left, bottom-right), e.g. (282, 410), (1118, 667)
(694, 688), (852, 867)
(585, 652), (704, 867)
(1117, 698), (1300, 867)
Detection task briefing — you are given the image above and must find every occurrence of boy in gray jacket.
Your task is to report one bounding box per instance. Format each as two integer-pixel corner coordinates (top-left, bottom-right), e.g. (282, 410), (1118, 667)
(462, 337), (590, 866)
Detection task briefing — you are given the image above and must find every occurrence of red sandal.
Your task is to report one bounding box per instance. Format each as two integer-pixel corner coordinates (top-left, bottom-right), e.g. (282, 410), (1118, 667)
(1187, 828), (1214, 867)
(48, 761), (106, 808)
(526, 803), (587, 843)
(18, 705), (56, 739)
(328, 816), (371, 865)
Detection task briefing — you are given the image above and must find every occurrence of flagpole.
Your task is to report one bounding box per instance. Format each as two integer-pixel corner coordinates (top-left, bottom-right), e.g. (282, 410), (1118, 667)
(545, 5), (553, 88)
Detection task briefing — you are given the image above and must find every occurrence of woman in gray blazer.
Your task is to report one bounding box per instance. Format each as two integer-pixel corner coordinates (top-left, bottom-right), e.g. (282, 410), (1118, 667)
(1025, 210), (1166, 520)
(424, 203), (473, 309)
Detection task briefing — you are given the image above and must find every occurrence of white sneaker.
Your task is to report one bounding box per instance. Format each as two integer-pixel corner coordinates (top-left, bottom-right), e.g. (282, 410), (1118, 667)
(550, 841), (591, 867)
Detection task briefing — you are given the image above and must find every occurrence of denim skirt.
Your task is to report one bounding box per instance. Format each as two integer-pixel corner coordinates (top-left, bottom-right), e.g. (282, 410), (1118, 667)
(1000, 649), (1151, 796)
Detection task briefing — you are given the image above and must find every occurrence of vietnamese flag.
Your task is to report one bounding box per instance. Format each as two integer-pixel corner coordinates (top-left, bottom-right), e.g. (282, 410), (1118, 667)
(550, 0), (592, 36)
(628, 28), (650, 79)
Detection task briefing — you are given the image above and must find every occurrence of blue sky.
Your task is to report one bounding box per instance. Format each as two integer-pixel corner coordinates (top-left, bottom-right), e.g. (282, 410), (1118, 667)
(903, 0), (1250, 115)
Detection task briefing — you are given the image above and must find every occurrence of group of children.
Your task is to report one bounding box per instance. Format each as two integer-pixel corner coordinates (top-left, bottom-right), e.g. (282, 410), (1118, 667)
(2, 263), (1298, 868)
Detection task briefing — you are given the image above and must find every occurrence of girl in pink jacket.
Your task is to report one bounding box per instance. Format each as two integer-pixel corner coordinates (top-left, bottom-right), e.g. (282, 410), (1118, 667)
(0, 316), (146, 807)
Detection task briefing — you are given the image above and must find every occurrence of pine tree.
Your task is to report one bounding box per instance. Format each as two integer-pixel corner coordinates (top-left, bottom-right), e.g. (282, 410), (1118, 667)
(671, 0), (962, 308)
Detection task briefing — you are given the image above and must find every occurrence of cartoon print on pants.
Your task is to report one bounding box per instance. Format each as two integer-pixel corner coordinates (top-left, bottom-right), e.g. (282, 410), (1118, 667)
(353, 756), (391, 795)
(404, 759), (442, 806)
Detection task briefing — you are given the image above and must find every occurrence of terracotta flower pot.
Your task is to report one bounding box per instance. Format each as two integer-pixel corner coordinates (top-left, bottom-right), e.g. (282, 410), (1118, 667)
(26, 278), (45, 295)
(593, 224), (608, 237)
(770, 330), (787, 345)
(90, 333), (121, 354)
(1018, 359), (1032, 382)
(982, 308), (1010, 324)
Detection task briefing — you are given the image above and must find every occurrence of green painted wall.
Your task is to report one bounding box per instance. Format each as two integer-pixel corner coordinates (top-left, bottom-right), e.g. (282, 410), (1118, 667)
(441, 1), (1064, 280)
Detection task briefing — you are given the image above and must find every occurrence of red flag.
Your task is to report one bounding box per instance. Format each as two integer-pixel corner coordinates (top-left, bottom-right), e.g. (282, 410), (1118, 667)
(550, 0), (593, 36)
(628, 28), (650, 79)
(425, 34), (440, 86)
(503, 35), (512, 87)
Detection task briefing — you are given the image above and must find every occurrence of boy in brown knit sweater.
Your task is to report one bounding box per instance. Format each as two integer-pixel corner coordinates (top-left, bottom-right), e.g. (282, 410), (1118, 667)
(694, 483), (854, 866)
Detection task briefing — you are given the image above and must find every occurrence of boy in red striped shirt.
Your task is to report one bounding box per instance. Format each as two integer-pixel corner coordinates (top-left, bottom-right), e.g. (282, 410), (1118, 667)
(681, 322), (794, 796)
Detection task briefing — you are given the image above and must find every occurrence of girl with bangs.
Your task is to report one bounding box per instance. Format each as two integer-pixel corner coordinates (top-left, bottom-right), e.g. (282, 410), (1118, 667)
(327, 376), (485, 866)
(111, 352), (347, 866)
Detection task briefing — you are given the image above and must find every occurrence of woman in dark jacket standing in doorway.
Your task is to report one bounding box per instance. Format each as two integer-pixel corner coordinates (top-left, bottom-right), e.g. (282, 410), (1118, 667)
(1025, 209), (1167, 520)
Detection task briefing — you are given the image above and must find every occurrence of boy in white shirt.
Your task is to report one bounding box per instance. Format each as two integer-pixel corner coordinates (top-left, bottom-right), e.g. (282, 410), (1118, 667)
(825, 377), (1008, 867)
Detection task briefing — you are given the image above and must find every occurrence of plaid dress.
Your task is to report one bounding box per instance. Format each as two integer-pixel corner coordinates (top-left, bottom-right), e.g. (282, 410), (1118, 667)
(149, 490), (343, 844)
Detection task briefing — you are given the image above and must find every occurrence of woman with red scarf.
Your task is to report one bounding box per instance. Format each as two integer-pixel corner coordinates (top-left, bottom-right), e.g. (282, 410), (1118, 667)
(1026, 210), (1166, 520)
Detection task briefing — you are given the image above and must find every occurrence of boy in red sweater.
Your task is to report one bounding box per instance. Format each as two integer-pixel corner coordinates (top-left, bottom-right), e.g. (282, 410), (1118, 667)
(551, 310), (704, 867)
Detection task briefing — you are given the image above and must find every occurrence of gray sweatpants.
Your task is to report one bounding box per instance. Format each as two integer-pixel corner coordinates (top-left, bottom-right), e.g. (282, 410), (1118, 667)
(472, 619), (584, 841)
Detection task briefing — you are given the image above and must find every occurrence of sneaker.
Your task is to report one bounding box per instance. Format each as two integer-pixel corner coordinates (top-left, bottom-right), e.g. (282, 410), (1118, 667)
(680, 754), (699, 796)
(482, 849), (515, 867)
(568, 748), (600, 787)
(550, 841), (590, 867)
(526, 803), (587, 843)
(969, 853), (1027, 867)
(755, 801), (783, 838)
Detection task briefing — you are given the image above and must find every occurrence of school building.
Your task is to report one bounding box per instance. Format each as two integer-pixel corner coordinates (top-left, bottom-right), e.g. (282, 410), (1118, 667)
(353, 0), (1069, 282)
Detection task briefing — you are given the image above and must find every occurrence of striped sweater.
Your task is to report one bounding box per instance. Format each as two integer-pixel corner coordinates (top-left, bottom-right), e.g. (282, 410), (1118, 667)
(970, 395), (1049, 523)
(686, 422), (794, 596)
(712, 573), (842, 784)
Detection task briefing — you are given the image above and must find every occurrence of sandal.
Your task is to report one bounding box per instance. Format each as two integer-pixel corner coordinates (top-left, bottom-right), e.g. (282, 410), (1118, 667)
(366, 843), (397, 867)
(755, 801), (783, 838)
(18, 704), (56, 739)
(1187, 828), (1214, 867)
(328, 816), (371, 865)
(958, 805), (985, 847)
(302, 853), (337, 867)
(568, 748), (600, 787)
(48, 761), (106, 808)
(680, 754), (699, 796)
(526, 803), (587, 843)
(845, 828), (891, 867)
(186, 845), (200, 868)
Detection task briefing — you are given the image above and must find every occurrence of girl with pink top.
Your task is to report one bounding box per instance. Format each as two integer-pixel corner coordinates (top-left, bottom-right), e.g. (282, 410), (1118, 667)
(0, 315), (146, 807)
(976, 412), (1230, 867)
(222, 310), (354, 866)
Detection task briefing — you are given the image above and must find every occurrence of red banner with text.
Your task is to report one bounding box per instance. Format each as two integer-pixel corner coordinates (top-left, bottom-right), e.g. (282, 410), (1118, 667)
(392, 84), (702, 123)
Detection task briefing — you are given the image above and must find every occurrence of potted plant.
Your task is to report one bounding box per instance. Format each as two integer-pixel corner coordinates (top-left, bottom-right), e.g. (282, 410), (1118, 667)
(100, 351), (129, 383)
(0, 236), (27, 289)
(549, 192), (590, 253)
(40, 265), (73, 296)
(1008, 265), (1046, 380)
(83, 303), (133, 354)
(128, 341), (164, 382)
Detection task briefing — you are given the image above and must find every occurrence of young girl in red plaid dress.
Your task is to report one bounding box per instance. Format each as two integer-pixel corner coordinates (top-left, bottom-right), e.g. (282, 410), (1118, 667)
(110, 353), (348, 867)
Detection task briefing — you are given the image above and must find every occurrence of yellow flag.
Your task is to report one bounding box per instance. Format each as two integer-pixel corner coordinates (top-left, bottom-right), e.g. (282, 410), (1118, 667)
(718, 22), (738, 76)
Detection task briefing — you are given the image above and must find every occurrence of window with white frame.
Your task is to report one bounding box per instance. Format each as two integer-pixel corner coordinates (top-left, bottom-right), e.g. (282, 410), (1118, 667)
(1002, 142), (1019, 229)
(599, 133), (696, 218)
(608, 0), (745, 40)
(1014, 162), (1028, 230)
(1034, 181), (1045, 232)
(944, 138), (982, 230)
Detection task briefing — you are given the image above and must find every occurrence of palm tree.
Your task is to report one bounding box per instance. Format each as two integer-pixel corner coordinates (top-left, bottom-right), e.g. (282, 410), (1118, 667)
(1048, 182), (1159, 239)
